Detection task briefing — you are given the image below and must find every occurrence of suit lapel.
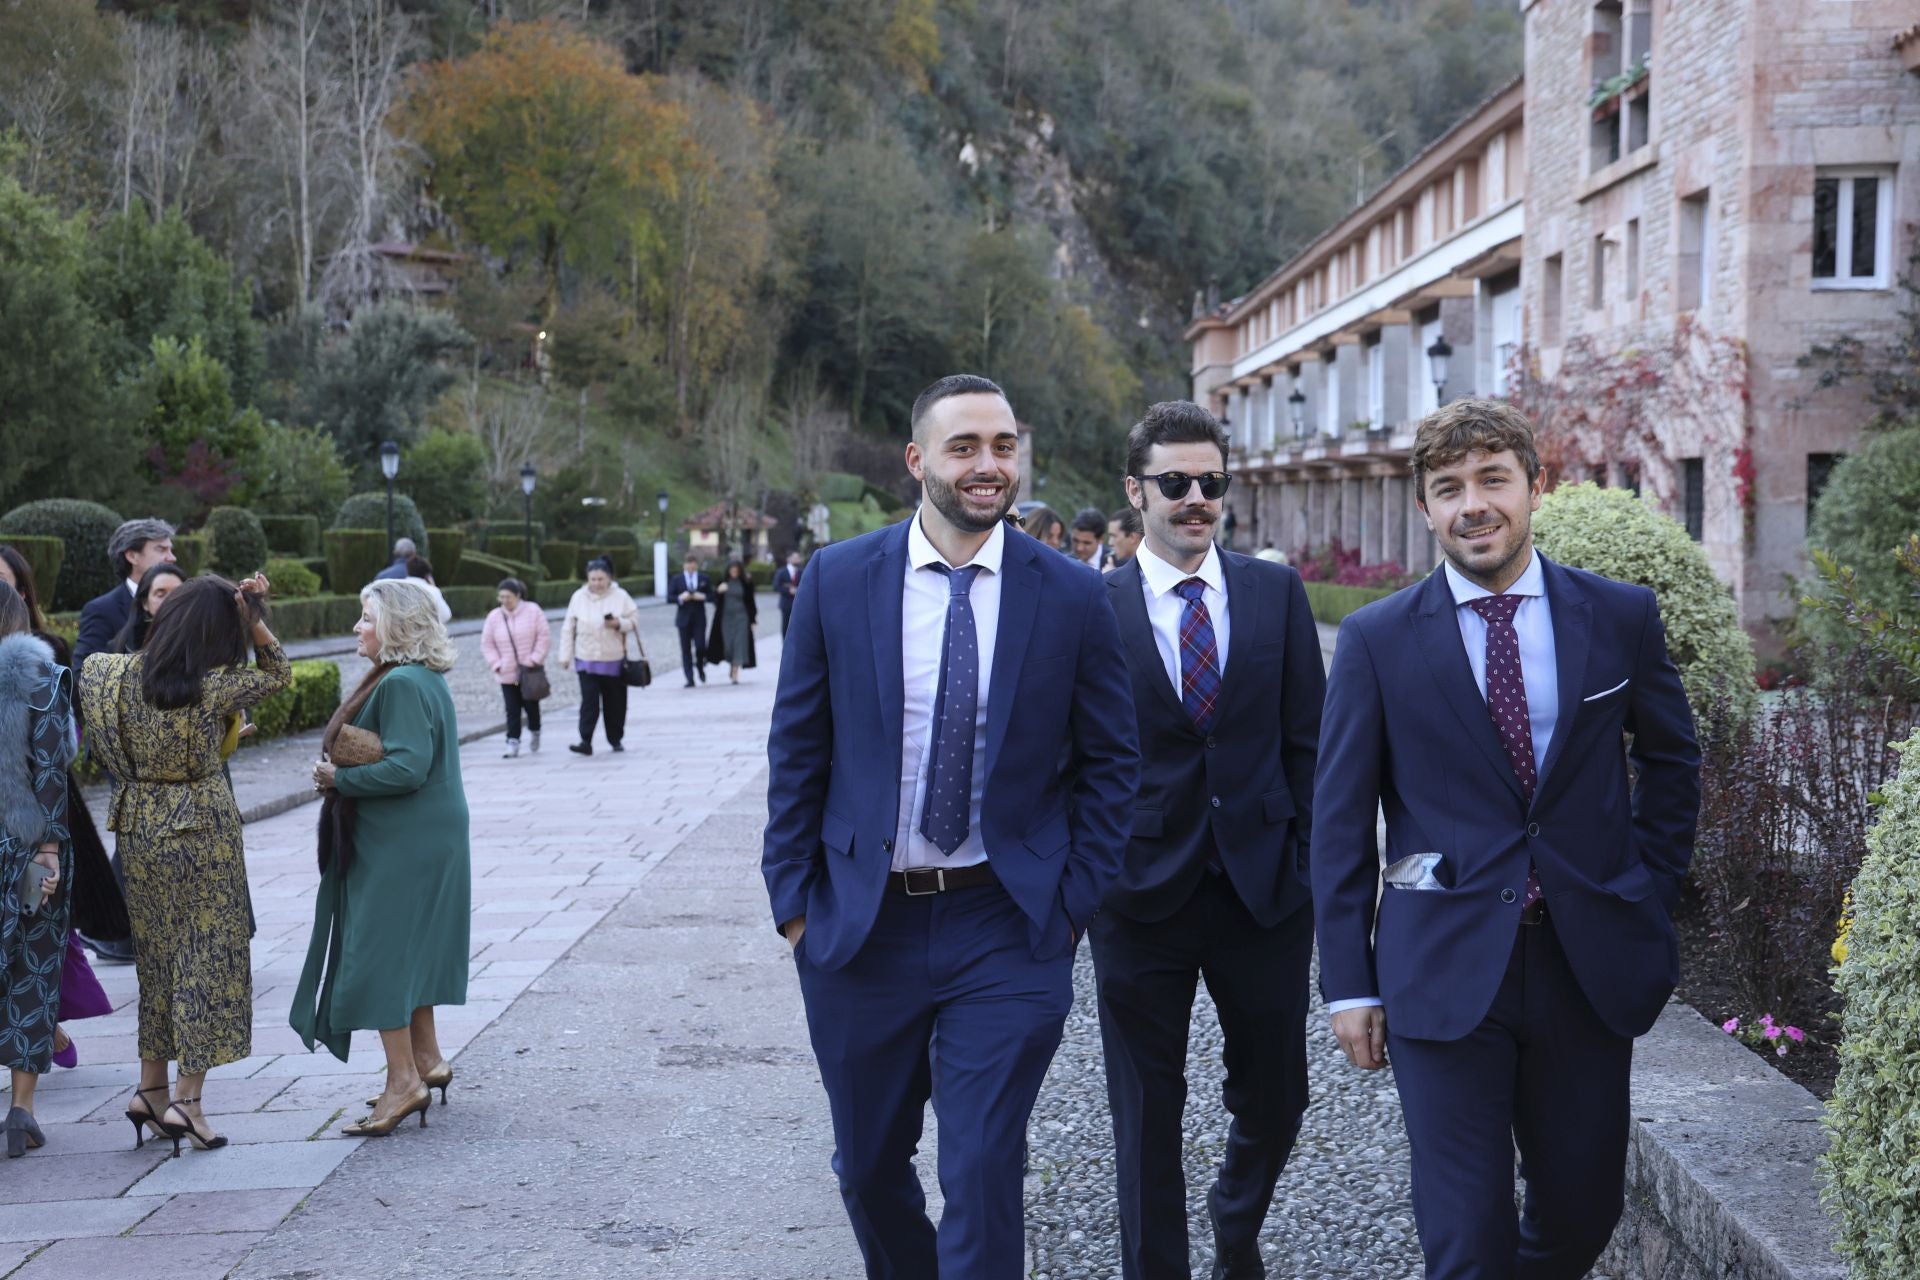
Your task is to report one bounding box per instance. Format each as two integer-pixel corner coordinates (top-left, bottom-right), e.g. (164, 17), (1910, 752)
(1213, 551), (1258, 717)
(1533, 555), (1591, 797)
(1109, 559), (1188, 725)
(866, 523), (910, 764)
(1412, 567), (1526, 805)
(986, 532), (1042, 773)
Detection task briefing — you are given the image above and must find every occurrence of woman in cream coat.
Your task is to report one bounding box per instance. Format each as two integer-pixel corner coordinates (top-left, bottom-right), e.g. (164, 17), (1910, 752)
(557, 559), (640, 756)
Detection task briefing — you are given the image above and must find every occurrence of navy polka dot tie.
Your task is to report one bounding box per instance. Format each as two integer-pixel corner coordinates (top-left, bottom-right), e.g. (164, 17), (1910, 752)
(920, 564), (984, 855)
(1466, 593), (1543, 908)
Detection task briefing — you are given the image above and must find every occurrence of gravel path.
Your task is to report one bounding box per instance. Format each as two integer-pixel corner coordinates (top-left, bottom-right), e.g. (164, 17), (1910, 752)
(1027, 947), (1425, 1280)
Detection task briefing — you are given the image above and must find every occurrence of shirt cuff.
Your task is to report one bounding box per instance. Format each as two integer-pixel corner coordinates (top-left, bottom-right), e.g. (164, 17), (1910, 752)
(1326, 997), (1384, 1014)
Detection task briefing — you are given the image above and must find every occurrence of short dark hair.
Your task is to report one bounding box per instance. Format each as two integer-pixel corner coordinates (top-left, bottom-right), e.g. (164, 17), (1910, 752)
(114, 561), (189, 653)
(497, 577), (528, 598)
(1124, 401), (1229, 479)
(1108, 506), (1144, 536)
(910, 374), (1007, 440)
(1070, 507), (1106, 536)
(586, 556), (615, 577)
(404, 555), (434, 580)
(140, 575), (259, 710)
(1409, 398), (1541, 503)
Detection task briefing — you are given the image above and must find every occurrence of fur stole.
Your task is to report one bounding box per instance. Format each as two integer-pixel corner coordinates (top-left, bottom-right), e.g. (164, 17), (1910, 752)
(0, 632), (69, 849)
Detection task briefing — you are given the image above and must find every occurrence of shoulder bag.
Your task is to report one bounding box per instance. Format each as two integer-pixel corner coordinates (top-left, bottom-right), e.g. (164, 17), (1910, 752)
(504, 615), (550, 702)
(621, 621), (652, 689)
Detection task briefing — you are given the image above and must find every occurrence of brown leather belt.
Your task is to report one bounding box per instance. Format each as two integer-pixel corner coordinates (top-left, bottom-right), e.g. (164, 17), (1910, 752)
(887, 864), (999, 896)
(1519, 899), (1549, 926)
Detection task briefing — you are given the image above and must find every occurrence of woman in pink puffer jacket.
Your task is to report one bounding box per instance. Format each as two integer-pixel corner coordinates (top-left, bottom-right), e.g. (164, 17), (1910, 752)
(479, 577), (552, 758)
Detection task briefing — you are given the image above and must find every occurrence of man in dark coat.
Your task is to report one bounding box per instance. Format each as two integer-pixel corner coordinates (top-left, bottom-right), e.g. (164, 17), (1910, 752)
(672, 555), (711, 687)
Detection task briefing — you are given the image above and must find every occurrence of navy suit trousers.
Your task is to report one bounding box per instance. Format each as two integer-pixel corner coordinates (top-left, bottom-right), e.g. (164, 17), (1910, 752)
(795, 883), (1072, 1280)
(1388, 914), (1632, 1280)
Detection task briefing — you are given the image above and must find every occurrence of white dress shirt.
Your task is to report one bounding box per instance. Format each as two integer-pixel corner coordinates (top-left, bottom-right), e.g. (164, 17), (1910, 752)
(1133, 540), (1231, 697)
(1328, 548), (1560, 1017)
(894, 511), (1004, 871)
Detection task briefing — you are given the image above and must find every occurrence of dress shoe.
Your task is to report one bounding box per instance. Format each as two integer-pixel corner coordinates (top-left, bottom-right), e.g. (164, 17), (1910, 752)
(568, 742), (592, 756)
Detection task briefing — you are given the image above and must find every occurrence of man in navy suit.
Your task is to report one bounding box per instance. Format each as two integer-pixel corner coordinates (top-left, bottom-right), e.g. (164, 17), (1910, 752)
(1094, 401), (1324, 1280)
(1312, 399), (1700, 1279)
(74, 518), (176, 664)
(764, 373), (1139, 1278)
(671, 555), (711, 686)
(776, 550), (803, 636)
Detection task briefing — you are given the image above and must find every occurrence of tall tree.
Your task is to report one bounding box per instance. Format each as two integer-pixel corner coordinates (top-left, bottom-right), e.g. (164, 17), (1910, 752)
(316, 0), (422, 315)
(238, 0), (337, 303)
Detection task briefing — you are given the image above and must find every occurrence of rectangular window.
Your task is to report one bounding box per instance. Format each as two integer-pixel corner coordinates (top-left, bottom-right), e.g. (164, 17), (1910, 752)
(1323, 352), (1341, 436)
(1590, 234), (1609, 310)
(1682, 457), (1704, 541)
(1418, 311), (1442, 417)
(1807, 452), (1843, 522)
(1365, 336), (1385, 428)
(1488, 273), (1521, 398)
(1813, 169), (1895, 289)
(1678, 191), (1711, 314)
(1290, 366), (1309, 440)
(1625, 218), (1641, 304)
(1543, 254), (1564, 345)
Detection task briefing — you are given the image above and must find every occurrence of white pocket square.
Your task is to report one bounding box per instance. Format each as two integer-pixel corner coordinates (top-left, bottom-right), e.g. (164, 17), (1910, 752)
(1382, 853), (1447, 891)
(1582, 678), (1629, 703)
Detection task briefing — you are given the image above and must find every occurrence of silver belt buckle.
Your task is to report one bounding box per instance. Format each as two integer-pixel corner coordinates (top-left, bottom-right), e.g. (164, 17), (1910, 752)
(903, 868), (945, 896)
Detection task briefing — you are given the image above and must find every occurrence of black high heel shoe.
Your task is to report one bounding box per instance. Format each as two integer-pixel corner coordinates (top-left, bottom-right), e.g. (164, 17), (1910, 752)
(159, 1098), (227, 1158)
(5, 1107), (44, 1158)
(124, 1085), (171, 1149)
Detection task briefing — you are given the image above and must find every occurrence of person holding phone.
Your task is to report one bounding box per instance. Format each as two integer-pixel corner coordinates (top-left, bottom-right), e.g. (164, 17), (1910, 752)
(0, 581), (77, 1157)
(557, 559), (640, 755)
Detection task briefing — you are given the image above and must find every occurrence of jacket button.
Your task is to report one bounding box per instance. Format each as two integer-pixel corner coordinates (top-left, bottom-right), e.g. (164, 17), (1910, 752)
(1210, 796), (1221, 808)
(883, 838), (894, 852)
(1526, 823), (1540, 838)
(1205, 736), (1217, 749)
(1501, 888), (1517, 903)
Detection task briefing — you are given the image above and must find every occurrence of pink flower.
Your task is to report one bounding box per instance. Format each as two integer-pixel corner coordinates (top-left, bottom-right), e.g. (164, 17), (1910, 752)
(1764, 1024), (1783, 1040)
(1760, 1013), (1777, 1029)
(1722, 1018), (1740, 1033)
(1786, 1027), (1806, 1043)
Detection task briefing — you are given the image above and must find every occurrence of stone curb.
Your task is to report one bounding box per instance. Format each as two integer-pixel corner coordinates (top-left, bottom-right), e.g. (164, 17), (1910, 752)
(1602, 1001), (1842, 1280)
(233, 715), (516, 826)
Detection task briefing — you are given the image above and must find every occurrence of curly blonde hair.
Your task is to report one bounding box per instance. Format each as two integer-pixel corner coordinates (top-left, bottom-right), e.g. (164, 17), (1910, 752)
(361, 579), (457, 672)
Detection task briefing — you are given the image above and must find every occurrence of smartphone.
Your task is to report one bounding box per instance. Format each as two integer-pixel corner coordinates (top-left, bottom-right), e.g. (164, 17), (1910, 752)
(18, 861), (53, 914)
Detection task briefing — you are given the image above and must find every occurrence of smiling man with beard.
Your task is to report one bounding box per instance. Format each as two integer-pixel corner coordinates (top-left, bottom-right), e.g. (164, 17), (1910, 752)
(764, 373), (1139, 1278)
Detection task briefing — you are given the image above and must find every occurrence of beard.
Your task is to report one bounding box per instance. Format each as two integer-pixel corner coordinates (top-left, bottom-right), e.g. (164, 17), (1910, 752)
(925, 469), (1015, 533)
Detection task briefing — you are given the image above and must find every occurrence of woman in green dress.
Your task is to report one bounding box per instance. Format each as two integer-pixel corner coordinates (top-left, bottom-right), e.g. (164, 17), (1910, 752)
(79, 574), (287, 1155)
(704, 560), (758, 684)
(298, 578), (470, 1138)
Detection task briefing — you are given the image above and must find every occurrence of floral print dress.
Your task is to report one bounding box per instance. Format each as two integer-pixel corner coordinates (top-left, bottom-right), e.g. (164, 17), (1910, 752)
(79, 645), (290, 1073)
(0, 638), (75, 1074)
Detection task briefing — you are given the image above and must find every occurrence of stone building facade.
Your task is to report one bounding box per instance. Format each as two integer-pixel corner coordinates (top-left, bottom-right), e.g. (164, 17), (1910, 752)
(1191, 1), (1920, 630)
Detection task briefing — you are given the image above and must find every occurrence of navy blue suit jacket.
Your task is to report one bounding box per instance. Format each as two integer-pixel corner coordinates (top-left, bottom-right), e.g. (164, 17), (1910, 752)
(763, 518), (1141, 972)
(74, 584), (134, 665)
(1311, 554), (1700, 1041)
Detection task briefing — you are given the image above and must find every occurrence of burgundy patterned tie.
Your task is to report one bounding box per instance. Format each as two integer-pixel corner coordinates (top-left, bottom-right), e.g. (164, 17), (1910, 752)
(1465, 594), (1543, 908)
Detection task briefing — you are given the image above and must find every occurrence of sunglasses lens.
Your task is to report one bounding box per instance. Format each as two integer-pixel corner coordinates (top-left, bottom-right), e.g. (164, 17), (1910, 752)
(1156, 474), (1193, 500)
(1198, 473), (1231, 500)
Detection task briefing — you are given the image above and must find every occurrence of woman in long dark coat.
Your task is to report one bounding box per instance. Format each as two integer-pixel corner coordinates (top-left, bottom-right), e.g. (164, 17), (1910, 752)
(705, 560), (757, 684)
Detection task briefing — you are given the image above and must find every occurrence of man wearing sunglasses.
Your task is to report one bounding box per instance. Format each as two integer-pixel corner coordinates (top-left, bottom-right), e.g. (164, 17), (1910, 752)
(1092, 400), (1325, 1279)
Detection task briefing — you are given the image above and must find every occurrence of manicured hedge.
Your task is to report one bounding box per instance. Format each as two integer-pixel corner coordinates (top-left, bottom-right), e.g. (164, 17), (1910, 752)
(439, 585), (498, 619)
(595, 526), (641, 551)
(0, 499), (123, 609)
(268, 594), (365, 641)
(541, 539), (580, 582)
(205, 506), (268, 578)
(45, 612), (79, 655)
(334, 491), (428, 554)
(246, 659), (341, 742)
(535, 579), (583, 608)
(264, 558), (322, 599)
(0, 536), (64, 608)
(453, 549), (542, 588)
(257, 514), (321, 558)
(323, 529), (390, 595)
(580, 544), (636, 578)
(171, 532), (209, 578)
(1302, 581), (1397, 626)
(299, 556), (330, 591)
(423, 528), (466, 584)
(487, 533), (533, 562)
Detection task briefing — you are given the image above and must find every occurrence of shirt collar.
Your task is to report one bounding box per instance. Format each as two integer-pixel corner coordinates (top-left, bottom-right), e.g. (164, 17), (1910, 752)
(1136, 539), (1224, 601)
(1443, 546), (1544, 606)
(908, 508), (1005, 575)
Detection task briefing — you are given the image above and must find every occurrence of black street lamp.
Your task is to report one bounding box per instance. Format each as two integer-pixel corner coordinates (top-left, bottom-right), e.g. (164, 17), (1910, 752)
(1287, 387), (1307, 438)
(1426, 335), (1454, 406)
(379, 441), (400, 554)
(520, 463), (537, 562)
(656, 489), (670, 546)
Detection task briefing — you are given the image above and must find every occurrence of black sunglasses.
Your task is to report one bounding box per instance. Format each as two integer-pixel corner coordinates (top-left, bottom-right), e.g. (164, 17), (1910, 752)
(1133, 471), (1233, 501)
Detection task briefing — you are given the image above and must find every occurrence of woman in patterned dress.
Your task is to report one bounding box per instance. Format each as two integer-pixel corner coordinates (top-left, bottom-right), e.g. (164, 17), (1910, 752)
(79, 574), (287, 1154)
(0, 582), (75, 1157)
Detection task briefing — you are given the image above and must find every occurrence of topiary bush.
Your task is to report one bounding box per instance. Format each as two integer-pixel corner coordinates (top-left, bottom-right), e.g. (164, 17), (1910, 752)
(439, 585), (497, 619)
(423, 528), (465, 585)
(0, 537), (65, 609)
(1822, 733), (1920, 1274)
(204, 505), (268, 579)
(486, 533), (532, 563)
(257, 514), (321, 558)
(1533, 482), (1757, 726)
(171, 532), (208, 578)
(267, 594), (367, 641)
(595, 525), (641, 552)
(452, 548), (542, 588)
(332, 492), (428, 556)
(323, 529), (391, 595)
(0, 499), (125, 610)
(247, 659), (342, 741)
(540, 539), (580, 582)
(263, 557), (322, 599)
(1805, 423), (1920, 655)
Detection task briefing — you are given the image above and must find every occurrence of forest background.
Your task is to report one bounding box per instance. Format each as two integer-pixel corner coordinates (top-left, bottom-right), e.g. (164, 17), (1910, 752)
(0, 0), (1522, 544)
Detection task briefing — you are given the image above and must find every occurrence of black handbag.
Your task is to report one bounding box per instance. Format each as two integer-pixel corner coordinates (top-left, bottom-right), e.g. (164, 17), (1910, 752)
(621, 628), (652, 688)
(504, 619), (550, 701)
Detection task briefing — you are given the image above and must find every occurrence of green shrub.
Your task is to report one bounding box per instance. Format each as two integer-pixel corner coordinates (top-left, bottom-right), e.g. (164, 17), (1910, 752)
(595, 526), (641, 551)
(817, 471), (866, 503)
(171, 532), (209, 578)
(268, 594), (366, 641)
(468, 518), (543, 552)
(1303, 581), (1397, 626)
(1805, 424), (1920, 654)
(580, 545), (637, 579)
(332, 491), (428, 555)
(439, 585), (497, 619)
(44, 613), (79, 656)
(539, 539), (579, 582)
(300, 556), (330, 591)
(204, 505), (268, 578)
(257, 514), (321, 557)
(400, 428), (488, 527)
(487, 533), (532, 562)
(452, 549), (542, 589)
(323, 529), (391, 595)
(423, 528), (466, 585)
(264, 557), (323, 599)
(1533, 482), (1757, 726)
(1823, 733), (1920, 1273)
(0, 537), (64, 610)
(0, 499), (124, 609)
(247, 659), (342, 742)
(535, 579), (583, 608)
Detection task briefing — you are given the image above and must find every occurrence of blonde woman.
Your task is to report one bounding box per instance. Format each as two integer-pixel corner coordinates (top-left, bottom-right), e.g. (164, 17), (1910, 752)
(294, 579), (470, 1137)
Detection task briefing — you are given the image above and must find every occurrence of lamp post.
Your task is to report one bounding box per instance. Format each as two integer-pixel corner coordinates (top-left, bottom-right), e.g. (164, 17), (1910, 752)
(1287, 387), (1307, 438)
(657, 490), (670, 545)
(1426, 335), (1454, 406)
(379, 441), (400, 555)
(653, 489), (671, 602)
(520, 463), (537, 563)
